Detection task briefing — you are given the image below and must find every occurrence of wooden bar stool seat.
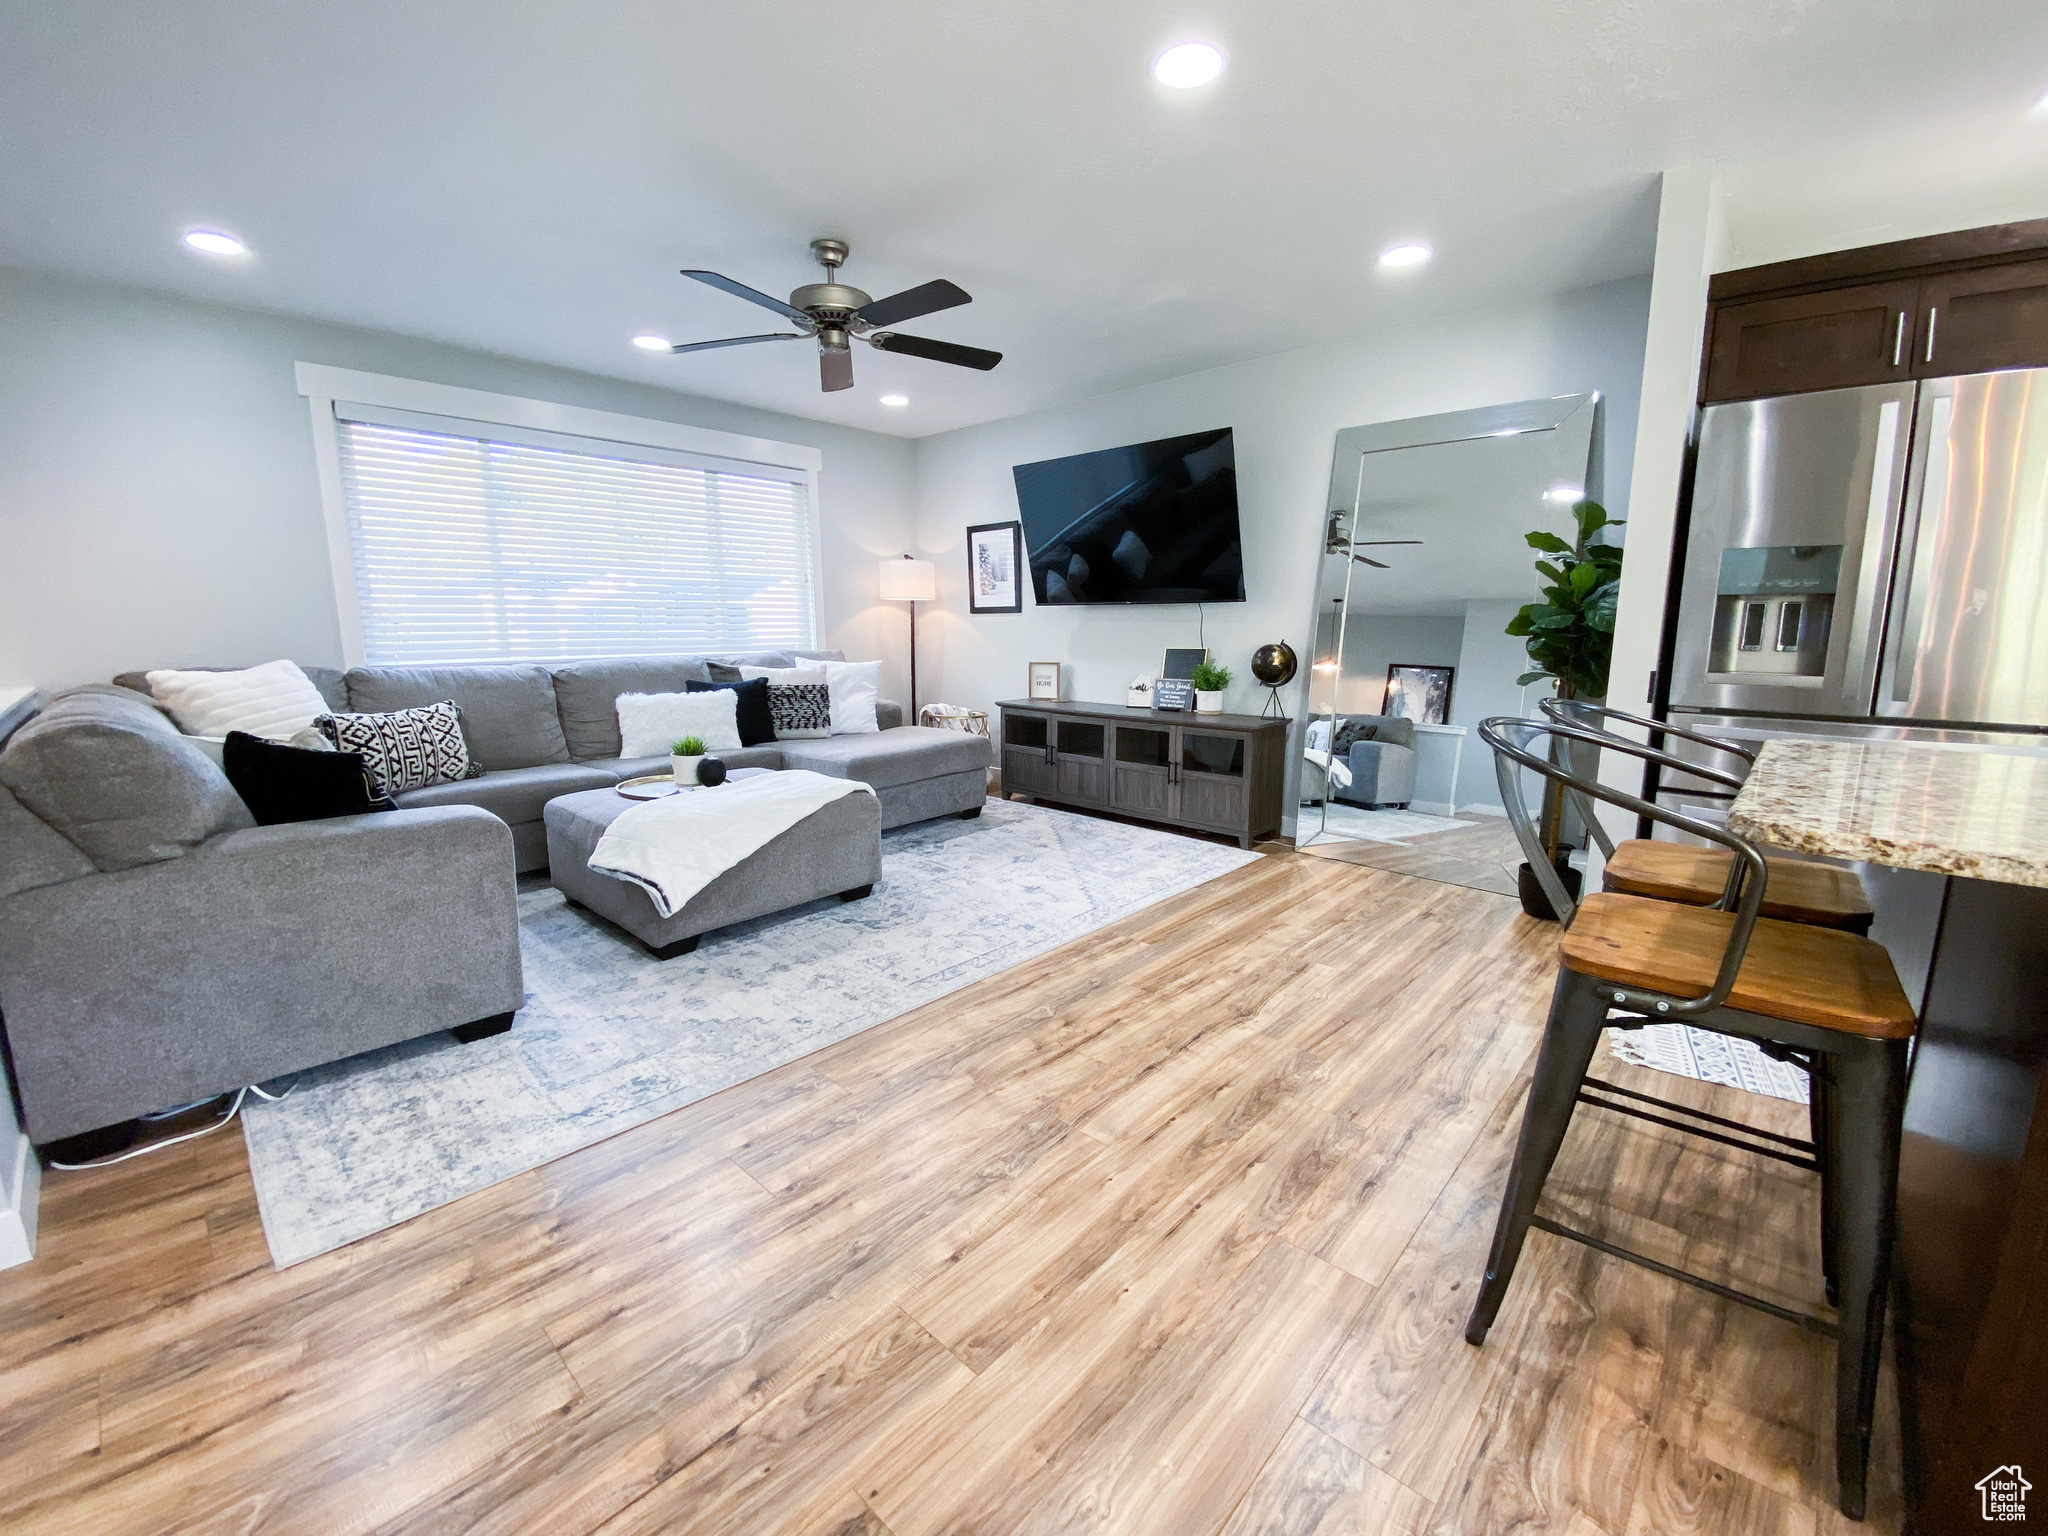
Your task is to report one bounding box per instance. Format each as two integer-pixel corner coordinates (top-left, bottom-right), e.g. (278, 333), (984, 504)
(1602, 841), (1873, 933)
(1564, 892), (1910, 1035)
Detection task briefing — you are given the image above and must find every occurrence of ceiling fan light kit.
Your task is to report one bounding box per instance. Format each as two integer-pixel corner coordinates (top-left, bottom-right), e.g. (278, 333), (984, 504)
(665, 238), (1004, 393)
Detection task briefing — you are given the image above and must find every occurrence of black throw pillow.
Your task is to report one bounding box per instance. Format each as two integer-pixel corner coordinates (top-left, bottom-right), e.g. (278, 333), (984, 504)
(222, 731), (394, 826)
(686, 677), (774, 748)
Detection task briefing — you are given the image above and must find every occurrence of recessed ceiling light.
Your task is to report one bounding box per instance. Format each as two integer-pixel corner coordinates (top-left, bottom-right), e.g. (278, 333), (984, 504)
(182, 229), (247, 257)
(1152, 42), (1224, 89)
(632, 334), (672, 351)
(1377, 242), (1433, 269)
(879, 394), (909, 407)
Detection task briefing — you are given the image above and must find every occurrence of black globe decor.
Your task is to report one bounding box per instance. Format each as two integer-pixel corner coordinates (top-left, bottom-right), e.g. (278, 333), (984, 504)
(1251, 642), (1298, 718)
(696, 757), (728, 787)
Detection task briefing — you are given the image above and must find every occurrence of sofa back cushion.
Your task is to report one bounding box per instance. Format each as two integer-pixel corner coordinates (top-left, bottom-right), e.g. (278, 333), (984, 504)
(0, 686), (255, 871)
(114, 665), (349, 713)
(345, 664), (569, 770)
(551, 657), (714, 760)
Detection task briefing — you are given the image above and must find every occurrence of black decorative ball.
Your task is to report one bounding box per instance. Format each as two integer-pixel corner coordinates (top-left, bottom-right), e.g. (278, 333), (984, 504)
(696, 757), (728, 787)
(1250, 642), (1298, 687)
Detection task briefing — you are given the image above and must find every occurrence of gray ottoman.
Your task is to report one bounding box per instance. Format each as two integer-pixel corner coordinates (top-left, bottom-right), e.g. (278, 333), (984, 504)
(545, 770), (883, 959)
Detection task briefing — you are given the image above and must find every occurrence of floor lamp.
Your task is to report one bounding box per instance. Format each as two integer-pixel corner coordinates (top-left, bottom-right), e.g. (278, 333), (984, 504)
(879, 555), (936, 720)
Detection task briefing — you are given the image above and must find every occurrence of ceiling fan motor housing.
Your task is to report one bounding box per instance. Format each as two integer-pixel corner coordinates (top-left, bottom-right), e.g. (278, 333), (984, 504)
(788, 282), (872, 330)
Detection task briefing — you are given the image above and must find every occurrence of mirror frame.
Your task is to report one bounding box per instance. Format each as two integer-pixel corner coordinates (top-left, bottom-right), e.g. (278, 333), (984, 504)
(1300, 392), (1600, 850)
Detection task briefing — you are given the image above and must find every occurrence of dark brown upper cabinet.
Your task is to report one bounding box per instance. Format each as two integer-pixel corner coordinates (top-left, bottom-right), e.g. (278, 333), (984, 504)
(1704, 280), (1918, 403)
(1917, 258), (2048, 377)
(1702, 223), (2048, 405)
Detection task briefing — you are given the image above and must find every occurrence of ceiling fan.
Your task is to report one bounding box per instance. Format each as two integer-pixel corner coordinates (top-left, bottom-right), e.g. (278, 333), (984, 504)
(662, 238), (1003, 393)
(1325, 510), (1423, 568)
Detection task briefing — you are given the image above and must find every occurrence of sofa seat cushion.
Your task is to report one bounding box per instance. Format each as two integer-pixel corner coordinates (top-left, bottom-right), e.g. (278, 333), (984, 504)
(346, 664), (569, 769)
(392, 762), (615, 825)
(0, 687), (255, 871)
(780, 726), (991, 791)
(583, 745), (786, 782)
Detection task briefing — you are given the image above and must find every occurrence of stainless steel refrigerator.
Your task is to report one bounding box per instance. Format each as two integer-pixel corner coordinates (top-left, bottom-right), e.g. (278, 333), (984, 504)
(1667, 367), (2048, 749)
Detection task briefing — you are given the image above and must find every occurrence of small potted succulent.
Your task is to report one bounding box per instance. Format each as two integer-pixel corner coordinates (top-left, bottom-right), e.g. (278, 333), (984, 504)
(670, 735), (708, 786)
(1190, 659), (1231, 713)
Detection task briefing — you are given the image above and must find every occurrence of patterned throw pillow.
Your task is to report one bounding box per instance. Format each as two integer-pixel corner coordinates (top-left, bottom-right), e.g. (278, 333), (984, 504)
(768, 682), (832, 739)
(314, 701), (485, 796)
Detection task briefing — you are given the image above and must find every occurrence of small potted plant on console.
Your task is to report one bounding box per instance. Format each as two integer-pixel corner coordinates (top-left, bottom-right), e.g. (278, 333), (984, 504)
(670, 735), (708, 786)
(1190, 659), (1231, 713)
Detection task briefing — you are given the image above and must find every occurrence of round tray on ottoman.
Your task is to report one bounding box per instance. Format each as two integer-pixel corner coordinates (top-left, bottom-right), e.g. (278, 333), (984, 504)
(544, 772), (882, 960)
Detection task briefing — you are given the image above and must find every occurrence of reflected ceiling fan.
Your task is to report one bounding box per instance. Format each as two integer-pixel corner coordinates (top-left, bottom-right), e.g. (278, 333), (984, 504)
(663, 238), (1003, 393)
(1325, 510), (1423, 568)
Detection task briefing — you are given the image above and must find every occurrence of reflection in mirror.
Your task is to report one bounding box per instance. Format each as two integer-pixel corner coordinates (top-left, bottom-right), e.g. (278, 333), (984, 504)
(1298, 395), (1600, 897)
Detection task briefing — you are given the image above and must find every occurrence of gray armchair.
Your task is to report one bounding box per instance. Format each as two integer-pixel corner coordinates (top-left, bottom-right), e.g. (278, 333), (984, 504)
(0, 688), (523, 1146)
(1301, 713), (1419, 808)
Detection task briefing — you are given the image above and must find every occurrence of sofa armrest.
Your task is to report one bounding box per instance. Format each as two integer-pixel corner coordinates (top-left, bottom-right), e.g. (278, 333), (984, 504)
(0, 805), (523, 1142)
(876, 699), (905, 730)
(1344, 741), (1419, 804)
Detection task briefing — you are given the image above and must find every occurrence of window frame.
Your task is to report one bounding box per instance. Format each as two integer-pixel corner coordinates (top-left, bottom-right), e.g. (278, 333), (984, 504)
(295, 363), (825, 668)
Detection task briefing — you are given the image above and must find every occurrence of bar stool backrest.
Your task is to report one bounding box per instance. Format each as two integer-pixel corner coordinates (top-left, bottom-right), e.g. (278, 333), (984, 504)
(1482, 715), (1771, 1019)
(1536, 698), (1752, 861)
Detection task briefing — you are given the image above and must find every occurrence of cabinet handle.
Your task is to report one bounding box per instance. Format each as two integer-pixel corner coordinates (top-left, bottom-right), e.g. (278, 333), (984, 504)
(1892, 312), (1905, 366)
(1925, 306), (1938, 363)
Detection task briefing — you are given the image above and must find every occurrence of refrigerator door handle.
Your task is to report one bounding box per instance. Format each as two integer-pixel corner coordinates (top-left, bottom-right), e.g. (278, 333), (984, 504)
(1840, 397), (1904, 711)
(1884, 393), (1953, 706)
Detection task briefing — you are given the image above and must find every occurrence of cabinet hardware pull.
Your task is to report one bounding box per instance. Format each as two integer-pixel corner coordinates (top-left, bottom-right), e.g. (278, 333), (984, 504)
(1925, 307), (1937, 363)
(1892, 312), (1905, 366)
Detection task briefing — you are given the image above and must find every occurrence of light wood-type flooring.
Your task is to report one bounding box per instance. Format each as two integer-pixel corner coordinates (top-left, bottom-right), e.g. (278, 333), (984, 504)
(0, 846), (1902, 1534)
(1299, 812), (1525, 897)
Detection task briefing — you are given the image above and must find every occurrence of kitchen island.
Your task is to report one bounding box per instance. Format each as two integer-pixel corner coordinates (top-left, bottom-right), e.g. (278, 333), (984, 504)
(1730, 739), (2048, 1532)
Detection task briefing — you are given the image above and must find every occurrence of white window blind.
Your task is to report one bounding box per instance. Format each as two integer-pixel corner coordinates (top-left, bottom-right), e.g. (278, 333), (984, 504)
(331, 403), (817, 665)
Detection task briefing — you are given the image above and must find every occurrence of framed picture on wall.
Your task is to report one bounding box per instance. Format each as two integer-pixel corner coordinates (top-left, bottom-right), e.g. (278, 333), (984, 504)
(1383, 664), (1454, 725)
(966, 521), (1024, 614)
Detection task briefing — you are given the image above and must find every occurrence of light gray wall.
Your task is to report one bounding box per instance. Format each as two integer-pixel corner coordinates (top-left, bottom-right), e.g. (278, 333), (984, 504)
(1310, 614), (1465, 717)
(909, 276), (1652, 815)
(0, 267), (917, 697)
(1450, 598), (1549, 812)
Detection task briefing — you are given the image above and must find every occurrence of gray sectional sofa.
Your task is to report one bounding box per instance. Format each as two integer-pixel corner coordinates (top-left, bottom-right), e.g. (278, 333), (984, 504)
(0, 650), (990, 1147)
(111, 650), (992, 871)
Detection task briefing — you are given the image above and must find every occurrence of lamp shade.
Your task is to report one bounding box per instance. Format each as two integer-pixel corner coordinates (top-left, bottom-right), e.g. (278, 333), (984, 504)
(879, 557), (936, 602)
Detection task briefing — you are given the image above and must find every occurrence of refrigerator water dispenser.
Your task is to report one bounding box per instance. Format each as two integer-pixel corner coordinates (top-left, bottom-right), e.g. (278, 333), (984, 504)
(1709, 545), (1839, 678)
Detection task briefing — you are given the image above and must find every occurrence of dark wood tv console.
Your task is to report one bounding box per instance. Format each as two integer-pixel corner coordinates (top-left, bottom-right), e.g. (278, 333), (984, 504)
(995, 699), (1291, 849)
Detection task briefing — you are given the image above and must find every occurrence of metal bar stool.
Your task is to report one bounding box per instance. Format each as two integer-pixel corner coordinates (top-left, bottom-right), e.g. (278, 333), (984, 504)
(1468, 715), (1916, 1520)
(1539, 698), (1872, 933)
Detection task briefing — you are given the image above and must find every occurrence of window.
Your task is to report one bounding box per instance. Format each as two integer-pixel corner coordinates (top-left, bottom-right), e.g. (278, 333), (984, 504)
(298, 366), (822, 666)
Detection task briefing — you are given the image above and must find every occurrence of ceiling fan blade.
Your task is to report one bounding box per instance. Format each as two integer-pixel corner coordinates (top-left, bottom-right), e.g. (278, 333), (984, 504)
(820, 345), (854, 392)
(1352, 555), (1391, 569)
(867, 332), (1002, 371)
(665, 332), (805, 355)
(854, 279), (972, 330)
(680, 270), (813, 325)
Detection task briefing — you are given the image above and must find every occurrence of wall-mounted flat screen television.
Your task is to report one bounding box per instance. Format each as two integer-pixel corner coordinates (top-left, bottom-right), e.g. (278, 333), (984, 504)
(1011, 427), (1244, 605)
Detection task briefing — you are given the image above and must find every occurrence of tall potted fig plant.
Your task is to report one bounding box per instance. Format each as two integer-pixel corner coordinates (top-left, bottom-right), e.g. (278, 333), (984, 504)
(1504, 498), (1623, 919)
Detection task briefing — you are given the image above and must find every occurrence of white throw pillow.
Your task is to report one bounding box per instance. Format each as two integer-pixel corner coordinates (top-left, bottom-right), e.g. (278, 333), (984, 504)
(146, 660), (330, 741)
(820, 659), (881, 734)
(738, 665), (828, 686)
(616, 690), (741, 758)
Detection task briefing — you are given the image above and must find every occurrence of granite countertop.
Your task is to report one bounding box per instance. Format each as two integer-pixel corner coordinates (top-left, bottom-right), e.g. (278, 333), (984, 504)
(1728, 739), (2048, 888)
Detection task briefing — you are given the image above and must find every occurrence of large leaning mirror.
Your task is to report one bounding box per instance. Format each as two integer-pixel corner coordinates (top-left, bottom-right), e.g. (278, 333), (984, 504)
(1298, 394), (1600, 895)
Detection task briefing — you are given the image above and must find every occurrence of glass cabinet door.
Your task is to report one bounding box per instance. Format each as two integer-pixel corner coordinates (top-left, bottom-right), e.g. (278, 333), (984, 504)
(1005, 713), (1049, 751)
(1055, 720), (1106, 758)
(1110, 724), (1173, 815)
(1179, 733), (1247, 778)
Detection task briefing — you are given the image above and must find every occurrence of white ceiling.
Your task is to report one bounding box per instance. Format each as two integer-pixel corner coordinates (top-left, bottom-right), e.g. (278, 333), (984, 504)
(3, 1), (2044, 438)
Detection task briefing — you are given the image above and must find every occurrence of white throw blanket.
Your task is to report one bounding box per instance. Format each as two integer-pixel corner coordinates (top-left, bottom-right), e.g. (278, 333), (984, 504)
(588, 770), (876, 919)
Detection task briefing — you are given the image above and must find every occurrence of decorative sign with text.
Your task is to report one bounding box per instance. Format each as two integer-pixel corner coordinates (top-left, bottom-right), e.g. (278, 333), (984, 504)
(1152, 678), (1195, 712)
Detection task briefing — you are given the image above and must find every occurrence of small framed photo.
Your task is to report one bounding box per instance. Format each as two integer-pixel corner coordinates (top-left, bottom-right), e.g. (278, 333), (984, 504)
(967, 521), (1024, 614)
(1161, 647), (1208, 681)
(1383, 664), (1455, 725)
(1027, 661), (1062, 700)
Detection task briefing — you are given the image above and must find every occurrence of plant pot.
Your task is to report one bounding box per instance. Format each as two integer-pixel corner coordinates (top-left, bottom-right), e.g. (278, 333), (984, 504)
(1195, 690), (1223, 713)
(670, 754), (705, 786)
(1517, 857), (1584, 923)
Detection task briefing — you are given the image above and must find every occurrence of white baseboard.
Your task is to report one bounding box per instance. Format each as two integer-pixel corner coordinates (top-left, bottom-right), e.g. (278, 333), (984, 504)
(1455, 802), (1507, 819)
(0, 1131), (39, 1270)
(1408, 799), (1455, 817)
